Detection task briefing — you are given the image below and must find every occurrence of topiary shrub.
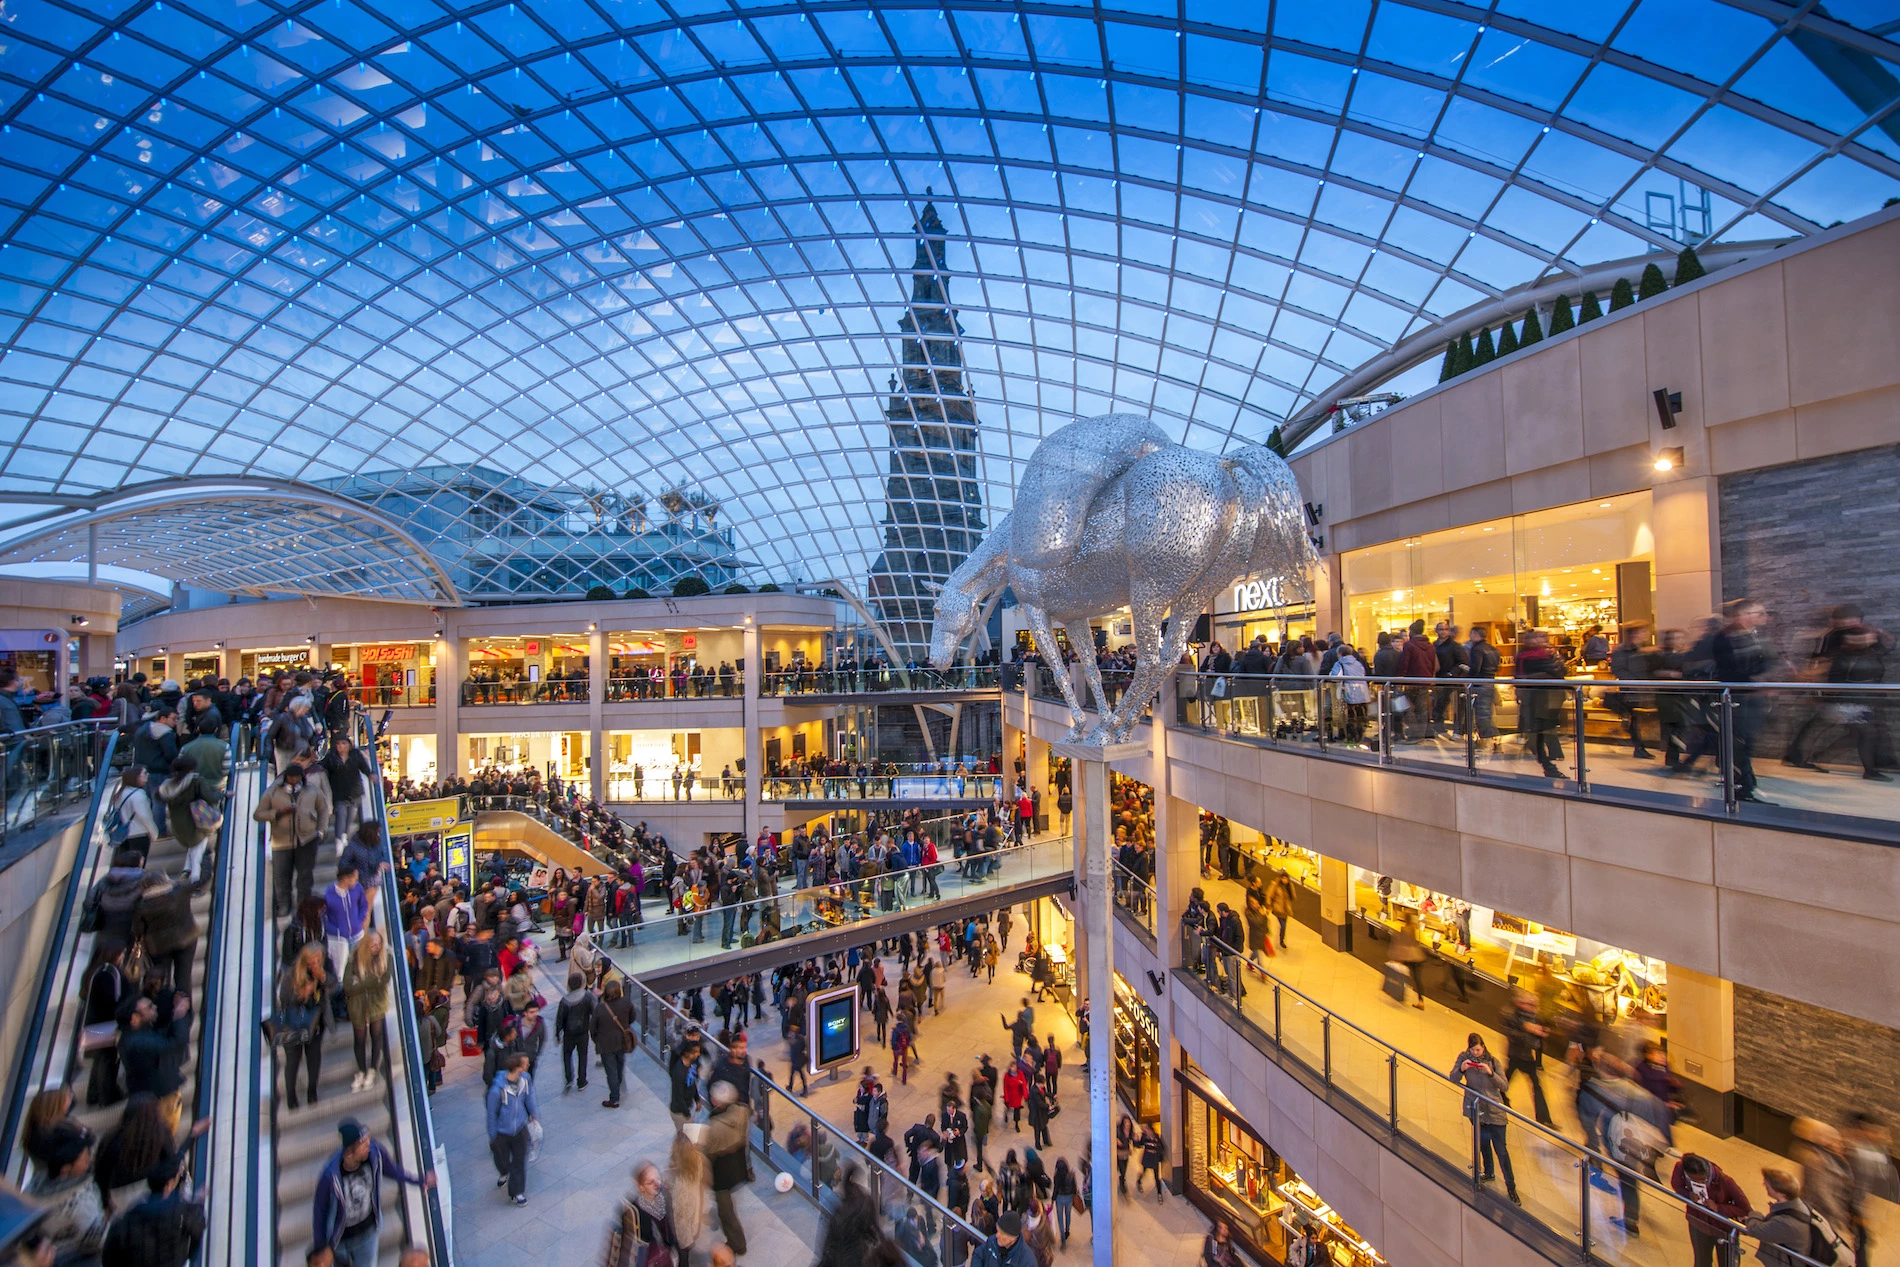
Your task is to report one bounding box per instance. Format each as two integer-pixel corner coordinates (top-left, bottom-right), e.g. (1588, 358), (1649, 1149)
(1439, 340), (1460, 382)
(1674, 245), (1706, 285)
(585, 584), (616, 601)
(1453, 331), (1475, 375)
(723, 583), (750, 595)
(1548, 293), (1575, 336)
(1472, 327), (1497, 366)
(757, 583), (782, 593)
(1609, 277), (1635, 311)
(1518, 307), (1544, 347)
(672, 575), (712, 598)
(1578, 290), (1604, 324)
(1265, 426), (1286, 457)
(1638, 262), (1668, 300)
(624, 586), (652, 600)
(1496, 321), (1519, 357)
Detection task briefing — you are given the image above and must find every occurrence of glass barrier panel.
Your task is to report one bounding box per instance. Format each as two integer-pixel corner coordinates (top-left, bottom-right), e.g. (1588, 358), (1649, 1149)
(1275, 986), (1328, 1077)
(1392, 1056), (1481, 1179)
(1324, 1020), (1392, 1124)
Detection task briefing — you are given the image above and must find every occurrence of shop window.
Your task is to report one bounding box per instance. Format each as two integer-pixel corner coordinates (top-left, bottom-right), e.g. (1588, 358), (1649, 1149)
(1342, 491), (1654, 670)
(1180, 1066), (1385, 1267)
(1112, 973), (1161, 1122)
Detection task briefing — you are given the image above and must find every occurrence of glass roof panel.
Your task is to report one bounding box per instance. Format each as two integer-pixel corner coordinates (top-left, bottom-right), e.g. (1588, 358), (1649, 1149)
(0, 0), (1889, 603)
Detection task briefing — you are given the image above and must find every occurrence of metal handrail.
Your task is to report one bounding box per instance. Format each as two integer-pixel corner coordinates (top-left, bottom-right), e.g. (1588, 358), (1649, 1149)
(183, 753), (244, 1267)
(1173, 669), (1900, 694)
(1111, 859), (1157, 934)
(1186, 928), (1766, 1262)
(0, 725), (119, 1177)
(358, 712), (451, 1264)
(597, 957), (985, 1262)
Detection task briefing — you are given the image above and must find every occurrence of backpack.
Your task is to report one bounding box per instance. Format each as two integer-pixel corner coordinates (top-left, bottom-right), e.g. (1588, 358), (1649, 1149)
(1607, 1111), (1668, 1179)
(101, 788), (137, 844)
(1808, 1211), (1850, 1267)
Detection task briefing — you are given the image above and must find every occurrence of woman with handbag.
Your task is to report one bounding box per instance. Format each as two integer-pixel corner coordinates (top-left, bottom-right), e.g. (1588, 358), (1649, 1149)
(344, 931), (395, 1093)
(276, 943), (333, 1111)
(609, 1161), (679, 1267)
(156, 755), (219, 890)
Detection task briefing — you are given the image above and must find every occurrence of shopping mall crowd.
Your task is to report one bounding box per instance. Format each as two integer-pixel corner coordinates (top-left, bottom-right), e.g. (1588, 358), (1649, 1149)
(1187, 600), (1895, 801)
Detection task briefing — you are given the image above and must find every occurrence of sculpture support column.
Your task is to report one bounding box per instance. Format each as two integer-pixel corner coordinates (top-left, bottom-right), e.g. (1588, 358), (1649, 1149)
(1054, 736), (1147, 1267)
(588, 627), (607, 804)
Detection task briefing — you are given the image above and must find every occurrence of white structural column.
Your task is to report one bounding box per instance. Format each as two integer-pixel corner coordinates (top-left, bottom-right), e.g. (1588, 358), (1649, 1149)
(588, 626), (607, 804)
(742, 620), (762, 843)
(434, 630), (460, 783)
(1150, 672), (1197, 1189)
(1055, 736), (1147, 1267)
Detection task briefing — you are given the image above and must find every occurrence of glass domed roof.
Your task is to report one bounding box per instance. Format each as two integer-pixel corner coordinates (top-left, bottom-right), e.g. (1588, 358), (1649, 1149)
(0, 0), (1896, 596)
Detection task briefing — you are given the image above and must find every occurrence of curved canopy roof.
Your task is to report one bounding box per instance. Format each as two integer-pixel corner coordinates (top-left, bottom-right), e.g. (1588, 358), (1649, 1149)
(0, 480), (461, 603)
(0, 0), (1896, 590)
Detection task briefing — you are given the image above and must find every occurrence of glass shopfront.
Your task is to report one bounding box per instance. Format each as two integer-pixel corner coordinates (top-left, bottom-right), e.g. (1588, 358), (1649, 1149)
(464, 635), (590, 702)
(181, 653), (220, 681)
(240, 646), (318, 680)
(1112, 972), (1160, 1122)
(340, 642), (435, 705)
(1179, 1066), (1385, 1267)
(1342, 491), (1654, 670)
(1347, 866), (1667, 1023)
(463, 730), (589, 779)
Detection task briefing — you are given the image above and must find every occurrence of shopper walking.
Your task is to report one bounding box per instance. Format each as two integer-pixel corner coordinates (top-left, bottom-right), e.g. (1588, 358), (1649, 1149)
(276, 943), (333, 1110)
(1136, 1125), (1166, 1201)
(701, 1080), (751, 1257)
(607, 1161), (679, 1267)
(555, 970), (596, 1093)
(1498, 991), (1554, 1126)
(256, 761), (332, 917)
(592, 977), (635, 1109)
(1671, 1153), (1752, 1267)
(486, 1052), (539, 1206)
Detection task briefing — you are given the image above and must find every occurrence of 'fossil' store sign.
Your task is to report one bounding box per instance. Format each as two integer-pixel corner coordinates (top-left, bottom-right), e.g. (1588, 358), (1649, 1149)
(1231, 577), (1286, 613)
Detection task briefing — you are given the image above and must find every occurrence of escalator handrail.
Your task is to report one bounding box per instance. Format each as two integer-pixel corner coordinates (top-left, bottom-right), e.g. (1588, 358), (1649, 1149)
(182, 740), (249, 1267)
(357, 712), (451, 1265)
(0, 724), (120, 1177)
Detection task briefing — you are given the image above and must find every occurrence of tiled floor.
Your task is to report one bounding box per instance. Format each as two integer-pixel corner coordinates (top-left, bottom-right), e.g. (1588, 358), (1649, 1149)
(788, 944), (1218, 1267)
(435, 953), (823, 1267)
(1189, 872), (1899, 1267)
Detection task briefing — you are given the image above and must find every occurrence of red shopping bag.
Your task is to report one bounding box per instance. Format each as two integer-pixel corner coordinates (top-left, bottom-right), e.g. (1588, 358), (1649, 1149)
(459, 1026), (480, 1057)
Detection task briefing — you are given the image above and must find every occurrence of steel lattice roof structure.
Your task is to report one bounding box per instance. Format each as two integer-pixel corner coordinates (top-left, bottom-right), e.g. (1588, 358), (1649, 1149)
(0, 0), (1896, 600)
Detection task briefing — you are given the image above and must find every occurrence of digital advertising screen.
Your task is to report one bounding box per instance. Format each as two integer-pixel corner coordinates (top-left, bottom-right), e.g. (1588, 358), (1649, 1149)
(805, 983), (860, 1075)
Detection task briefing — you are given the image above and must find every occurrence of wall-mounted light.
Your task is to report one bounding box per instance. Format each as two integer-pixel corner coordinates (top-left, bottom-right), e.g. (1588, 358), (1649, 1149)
(213, 641), (225, 649)
(156, 646), (166, 654)
(68, 615), (89, 627)
(587, 622), (597, 632)
(1652, 388), (1682, 430)
(306, 634), (318, 644)
(1653, 446), (1685, 473)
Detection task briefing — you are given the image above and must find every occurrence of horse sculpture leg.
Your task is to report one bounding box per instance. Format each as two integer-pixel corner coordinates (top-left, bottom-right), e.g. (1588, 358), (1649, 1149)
(1103, 581), (1227, 743)
(1065, 619), (1116, 743)
(1024, 604), (1090, 739)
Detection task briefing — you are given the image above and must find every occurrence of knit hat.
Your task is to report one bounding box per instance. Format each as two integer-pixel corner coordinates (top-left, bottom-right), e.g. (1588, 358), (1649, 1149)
(998, 1212), (1023, 1237)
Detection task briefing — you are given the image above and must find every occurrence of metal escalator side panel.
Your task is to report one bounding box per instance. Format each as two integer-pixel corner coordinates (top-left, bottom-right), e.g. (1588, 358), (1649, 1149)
(0, 725), (120, 1181)
(198, 760), (273, 1267)
(358, 713), (452, 1266)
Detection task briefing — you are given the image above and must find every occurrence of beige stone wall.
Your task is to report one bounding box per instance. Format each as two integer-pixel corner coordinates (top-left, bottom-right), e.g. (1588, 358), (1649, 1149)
(1291, 210), (1900, 634)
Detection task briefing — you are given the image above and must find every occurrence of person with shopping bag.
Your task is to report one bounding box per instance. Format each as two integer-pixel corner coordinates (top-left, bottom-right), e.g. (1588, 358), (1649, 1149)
(487, 1052), (540, 1206)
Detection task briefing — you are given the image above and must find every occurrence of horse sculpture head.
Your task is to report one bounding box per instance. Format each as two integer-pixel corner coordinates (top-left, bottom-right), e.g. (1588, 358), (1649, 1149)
(926, 573), (977, 670)
(1226, 442), (1322, 607)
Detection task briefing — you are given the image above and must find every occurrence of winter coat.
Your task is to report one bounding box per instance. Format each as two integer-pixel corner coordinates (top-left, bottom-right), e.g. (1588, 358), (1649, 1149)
(1448, 1052), (1509, 1126)
(132, 879), (201, 957)
(312, 1141), (423, 1249)
(156, 772), (215, 850)
(591, 994), (635, 1056)
(253, 776), (333, 851)
(486, 1071), (539, 1139)
(343, 950), (394, 1026)
(100, 1186), (205, 1267)
(1746, 1199), (1817, 1267)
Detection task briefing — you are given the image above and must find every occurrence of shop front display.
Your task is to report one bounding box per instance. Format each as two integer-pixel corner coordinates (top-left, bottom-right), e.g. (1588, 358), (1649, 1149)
(181, 653), (219, 681)
(1341, 490), (1654, 673)
(1179, 1065), (1384, 1267)
(1112, 973), (1160, 1122)
(241, 646), (317, 680)
(464, 636), (590, 703)
(1346, 865), (1667, 1025)
(345, 643), (434, 705)
(464, 730), (589, 779)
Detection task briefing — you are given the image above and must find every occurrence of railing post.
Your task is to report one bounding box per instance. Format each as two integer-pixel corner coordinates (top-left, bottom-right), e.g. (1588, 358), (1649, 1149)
(1573, 685), (1589, 792)
(1465, 683), (1478, 776)
(1316, 678), (1329, 754)
(1471, 1112), (1482, 1186)
(1375, 689), (1391, 765)
(1321, 1013), (1332, 1086)
(1272, 984), (1283, 1050)
(1721, 689), (1738, 814)
(1387, 1053), (1398, 1132)
(1580, 1148), (1592, 1258)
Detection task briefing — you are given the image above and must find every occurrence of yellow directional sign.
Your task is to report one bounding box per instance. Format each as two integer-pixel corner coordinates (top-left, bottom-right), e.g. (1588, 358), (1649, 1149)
(386, 797), (462, 836)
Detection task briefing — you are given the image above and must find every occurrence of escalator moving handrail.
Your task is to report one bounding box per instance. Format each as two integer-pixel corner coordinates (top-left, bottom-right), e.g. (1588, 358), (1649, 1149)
(0, 726), (120, 1177)
(357, 712), (450, 1265)
(182, 742), (248, 1267)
